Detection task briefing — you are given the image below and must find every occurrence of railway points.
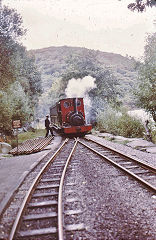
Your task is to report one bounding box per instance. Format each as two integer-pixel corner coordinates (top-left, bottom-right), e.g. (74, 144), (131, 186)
(0, 134), (156, 239)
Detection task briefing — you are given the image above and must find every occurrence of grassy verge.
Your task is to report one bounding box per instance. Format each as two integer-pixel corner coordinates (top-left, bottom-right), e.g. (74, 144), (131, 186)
(18, 129), (46, 143)
(10, 129), (46, 148)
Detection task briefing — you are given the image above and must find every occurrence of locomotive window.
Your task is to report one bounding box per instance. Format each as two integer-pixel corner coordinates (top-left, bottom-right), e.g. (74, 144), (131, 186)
(64, 101), (70, 108)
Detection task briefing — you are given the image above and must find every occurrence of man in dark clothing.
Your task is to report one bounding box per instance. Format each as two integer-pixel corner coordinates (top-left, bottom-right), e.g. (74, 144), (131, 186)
(45, 115), (54, 137)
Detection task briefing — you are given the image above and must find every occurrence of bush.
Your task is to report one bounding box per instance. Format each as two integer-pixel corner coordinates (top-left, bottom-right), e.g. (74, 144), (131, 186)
(116, 113), (144, 138)
(96, 108), (144, 138)
(97, 108), (120, 135)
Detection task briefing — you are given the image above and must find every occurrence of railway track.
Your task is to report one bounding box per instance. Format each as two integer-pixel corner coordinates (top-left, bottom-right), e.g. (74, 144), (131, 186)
(7, 136), (156, 240)
(9, 138), (85, 240)
(80, 136), (156, 193)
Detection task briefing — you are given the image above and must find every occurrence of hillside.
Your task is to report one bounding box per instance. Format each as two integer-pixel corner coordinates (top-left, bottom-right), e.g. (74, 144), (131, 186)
(29, 46), (138, 116)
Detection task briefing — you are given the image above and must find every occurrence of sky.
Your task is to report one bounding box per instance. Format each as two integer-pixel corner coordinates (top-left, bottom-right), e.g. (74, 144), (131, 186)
(3, 0), (156, 59)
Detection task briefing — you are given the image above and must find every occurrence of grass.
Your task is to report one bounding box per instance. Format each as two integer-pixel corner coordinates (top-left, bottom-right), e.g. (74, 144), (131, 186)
(111, 139), (130, 145)
(18, 129), (46, 144)
(9, 129), (46, 148)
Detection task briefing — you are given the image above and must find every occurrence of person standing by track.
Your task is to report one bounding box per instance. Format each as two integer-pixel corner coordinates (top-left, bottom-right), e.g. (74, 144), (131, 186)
(45, 115), (54, 137)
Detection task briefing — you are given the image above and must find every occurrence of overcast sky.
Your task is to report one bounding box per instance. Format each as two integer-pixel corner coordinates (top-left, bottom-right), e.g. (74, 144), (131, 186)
(4, 0), (156, 58)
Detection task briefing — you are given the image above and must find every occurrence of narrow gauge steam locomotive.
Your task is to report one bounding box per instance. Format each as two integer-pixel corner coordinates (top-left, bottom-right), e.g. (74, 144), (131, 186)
(50, 98), (92, 135)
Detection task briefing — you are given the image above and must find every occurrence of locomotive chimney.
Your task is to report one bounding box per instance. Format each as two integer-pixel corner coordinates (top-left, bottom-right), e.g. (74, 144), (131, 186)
(73, 98), (78, 114)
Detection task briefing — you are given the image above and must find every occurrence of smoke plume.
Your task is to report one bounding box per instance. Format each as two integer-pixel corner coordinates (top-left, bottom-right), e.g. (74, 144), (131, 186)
(65, 75), (96, 98)
(65, 75), (97, 123)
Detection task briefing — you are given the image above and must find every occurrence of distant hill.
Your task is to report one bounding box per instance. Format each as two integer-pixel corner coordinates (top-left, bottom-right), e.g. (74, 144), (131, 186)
(31, 45), (135, 68)
(29, 46), (139, 116)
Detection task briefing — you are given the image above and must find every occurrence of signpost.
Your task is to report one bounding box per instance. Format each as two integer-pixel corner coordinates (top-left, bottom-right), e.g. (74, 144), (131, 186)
(12, 120), (22, 155)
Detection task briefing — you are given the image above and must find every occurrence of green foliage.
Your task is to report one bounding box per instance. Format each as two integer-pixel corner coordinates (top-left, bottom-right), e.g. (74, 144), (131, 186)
(97, 107), (119, 134)
(134, 33), (156, 122)
(13, 48), (42, 104)
(0, 82), (32, 134)
(0, 5), (42, 135)
(90, 67), (121, 104)
(97, 107), (144, 138)
(0, 5), (26, 89)
(61, 55), (121, 109)
(128, 0), (156, 12)
(8, 82), (32, 120)
(116, 113), (144, 138)
(0, 90), (12, 134)
(18, 129), (46, 144)
(0, 5), (25, 40)
(35, 77), (61, 118)
(9, 129), (46, 147)
(31, 46), (138, 117)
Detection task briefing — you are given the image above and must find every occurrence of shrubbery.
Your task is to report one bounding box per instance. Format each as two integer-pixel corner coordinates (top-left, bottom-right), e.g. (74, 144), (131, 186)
(96, 108), (145, 138)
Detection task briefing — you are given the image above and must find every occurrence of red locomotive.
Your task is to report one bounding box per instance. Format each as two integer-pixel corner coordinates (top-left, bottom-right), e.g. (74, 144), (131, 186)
(50, 98), (92, 135)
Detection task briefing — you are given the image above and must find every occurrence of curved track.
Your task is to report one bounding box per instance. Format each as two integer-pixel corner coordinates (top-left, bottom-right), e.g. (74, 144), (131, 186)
(80, 137), (156, 193)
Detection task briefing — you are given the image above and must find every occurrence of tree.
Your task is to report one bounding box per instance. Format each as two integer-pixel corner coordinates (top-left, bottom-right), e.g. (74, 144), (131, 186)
(134, 33), (156, 122)
(9, 82), (32, 121)
(12, 48), (42, 105)
(0, 5), (26, 89)
(0, 82), (33, 135)
(0, 5), (25, 40)
(0, 5), (42, 134)
(0, 90), (12, 134)
(127, 0), (156, 12)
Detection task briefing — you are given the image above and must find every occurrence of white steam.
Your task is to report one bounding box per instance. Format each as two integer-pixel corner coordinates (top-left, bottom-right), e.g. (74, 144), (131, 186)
(65, 75), (96, 98)
(65, 75), (97, 123)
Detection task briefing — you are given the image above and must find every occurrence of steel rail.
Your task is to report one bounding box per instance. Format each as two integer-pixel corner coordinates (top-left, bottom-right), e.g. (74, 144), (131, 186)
(9, 138), (69, 240)
(78, 139), (156, 193)
(85, 136), (156, 173)
(58, 138), (78, 240)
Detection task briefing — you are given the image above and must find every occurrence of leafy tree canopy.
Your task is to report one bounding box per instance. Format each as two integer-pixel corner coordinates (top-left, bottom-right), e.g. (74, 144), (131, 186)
(0, 5), (26, 89)
(0, 5), (26, 40)
(127, 0), (156, 12)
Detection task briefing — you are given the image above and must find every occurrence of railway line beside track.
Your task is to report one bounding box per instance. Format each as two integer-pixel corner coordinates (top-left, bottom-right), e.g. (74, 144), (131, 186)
(82, 137), (156, 193)
(0, 136), (156, 239)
